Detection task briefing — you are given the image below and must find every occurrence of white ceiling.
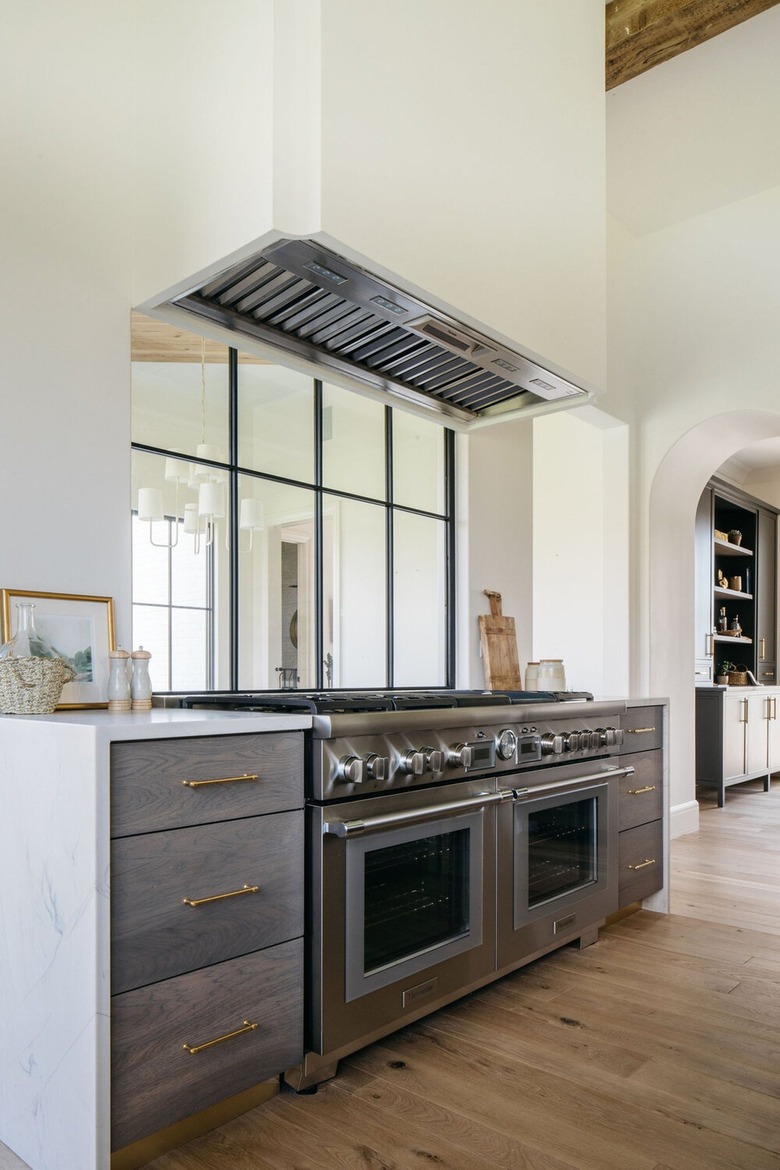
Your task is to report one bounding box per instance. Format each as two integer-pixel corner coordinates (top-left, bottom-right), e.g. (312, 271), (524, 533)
(606, 6), (780, 236)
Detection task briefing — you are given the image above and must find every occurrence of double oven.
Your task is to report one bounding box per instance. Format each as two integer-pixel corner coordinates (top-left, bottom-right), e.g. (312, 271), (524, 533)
(279, 691), (634, 1090)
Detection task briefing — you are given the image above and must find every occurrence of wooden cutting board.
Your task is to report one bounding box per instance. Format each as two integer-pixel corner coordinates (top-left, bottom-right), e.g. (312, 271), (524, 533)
(478, 590), (521, 690)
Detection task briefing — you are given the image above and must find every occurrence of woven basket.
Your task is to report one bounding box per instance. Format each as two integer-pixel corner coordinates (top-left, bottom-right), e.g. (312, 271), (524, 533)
(727, 665), (749, 687)
(0, 657), (75, 714)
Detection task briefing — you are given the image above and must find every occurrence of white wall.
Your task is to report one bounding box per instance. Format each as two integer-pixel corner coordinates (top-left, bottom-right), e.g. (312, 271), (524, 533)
(608, 187), (780, 832)
(0, 2), (134, 646)
(459, 421), (534, 688)
(533, 410), (629, 696)
(318, 0), (608, 391)
(131, 0), (276, 306)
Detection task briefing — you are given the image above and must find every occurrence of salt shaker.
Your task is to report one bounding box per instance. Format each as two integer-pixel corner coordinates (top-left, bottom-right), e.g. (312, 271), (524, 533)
(130, 647), (153, 711)
(107, 649), (131, 712)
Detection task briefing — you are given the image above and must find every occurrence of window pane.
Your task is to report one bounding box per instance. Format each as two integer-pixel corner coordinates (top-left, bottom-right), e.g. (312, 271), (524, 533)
(131, 513), (169, 606)
(392, 411), (445, 513)
(238, 360), (315, 483)
(171, 521), (208, 608)
(131, 317), (229, 460)
(322, 381), (385, 499)
(131, 605), (170, 691)
(393, 511), (447, 686)
(237, 477), (316, 690)
(325, 496), (386, 688)
(171, 609), (209, 691)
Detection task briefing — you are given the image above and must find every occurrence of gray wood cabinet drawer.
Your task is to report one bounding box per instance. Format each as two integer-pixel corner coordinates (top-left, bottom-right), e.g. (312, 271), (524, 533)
(618, 751), (663, 831)
(111, 938), (303, 1150)
(111, 732), (303, 837)
(622, 706), (663, 752)
(111, 810), (303, 994)
(618, 820), (663, 906)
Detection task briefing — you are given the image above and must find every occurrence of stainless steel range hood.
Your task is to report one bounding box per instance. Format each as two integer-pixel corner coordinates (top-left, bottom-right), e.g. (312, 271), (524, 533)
(163, 237), (594, 427)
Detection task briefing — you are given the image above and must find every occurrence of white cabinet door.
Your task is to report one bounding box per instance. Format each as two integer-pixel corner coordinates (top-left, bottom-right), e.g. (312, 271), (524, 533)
(722, 692), (747, 780)
(765, 693), (780, 773)
(744, 693), (770, 775)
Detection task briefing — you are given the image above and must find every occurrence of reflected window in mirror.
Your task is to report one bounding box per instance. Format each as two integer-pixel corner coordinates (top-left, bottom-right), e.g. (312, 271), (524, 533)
(131, 313), (454, 692)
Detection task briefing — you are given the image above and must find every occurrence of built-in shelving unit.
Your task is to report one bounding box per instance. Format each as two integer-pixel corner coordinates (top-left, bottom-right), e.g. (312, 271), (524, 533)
(695, 479), (778, 686)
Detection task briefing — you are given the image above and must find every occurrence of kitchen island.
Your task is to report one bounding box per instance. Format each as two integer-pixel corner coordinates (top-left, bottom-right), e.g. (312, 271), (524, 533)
(0, 709), (310, 1170)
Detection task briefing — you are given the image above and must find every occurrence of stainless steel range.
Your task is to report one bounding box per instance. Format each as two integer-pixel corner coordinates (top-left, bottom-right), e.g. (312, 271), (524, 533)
(184, 689), (635, 1091)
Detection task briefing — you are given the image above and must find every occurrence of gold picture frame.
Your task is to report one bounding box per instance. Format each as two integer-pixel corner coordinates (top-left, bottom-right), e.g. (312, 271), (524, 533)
(0, 590), (116, 709)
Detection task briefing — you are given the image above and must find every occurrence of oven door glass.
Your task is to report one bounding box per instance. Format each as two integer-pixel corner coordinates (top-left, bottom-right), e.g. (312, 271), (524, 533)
(514, 782), (610, 928)
(344, 810), (484, 1002)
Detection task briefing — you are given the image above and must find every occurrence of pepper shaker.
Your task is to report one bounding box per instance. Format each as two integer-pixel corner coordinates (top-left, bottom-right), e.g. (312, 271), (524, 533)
(130, 647), (153, 711)
(107, 649), (131, 712)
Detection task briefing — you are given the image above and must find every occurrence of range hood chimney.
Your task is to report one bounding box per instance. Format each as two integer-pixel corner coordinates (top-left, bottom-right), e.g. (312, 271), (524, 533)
(162, 237), (595, 428)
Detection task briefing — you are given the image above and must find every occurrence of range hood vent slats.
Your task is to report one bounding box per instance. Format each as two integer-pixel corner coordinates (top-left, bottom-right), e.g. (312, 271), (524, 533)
(267, 290), (341, 331)
(306, 307), (374, 346)
(168, 239), (592, 422)
(216, 260), (282, 308)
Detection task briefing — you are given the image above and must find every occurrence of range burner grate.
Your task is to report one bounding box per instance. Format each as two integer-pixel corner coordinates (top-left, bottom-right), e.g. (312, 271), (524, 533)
(178, 688), (593, 715)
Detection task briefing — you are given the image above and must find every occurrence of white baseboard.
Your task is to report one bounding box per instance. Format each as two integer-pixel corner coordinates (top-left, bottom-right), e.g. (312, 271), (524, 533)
(670, 800), (699, 838)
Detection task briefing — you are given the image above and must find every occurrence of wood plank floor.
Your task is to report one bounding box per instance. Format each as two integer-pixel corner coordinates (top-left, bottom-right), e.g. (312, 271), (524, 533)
(2, 779), (779, 1170)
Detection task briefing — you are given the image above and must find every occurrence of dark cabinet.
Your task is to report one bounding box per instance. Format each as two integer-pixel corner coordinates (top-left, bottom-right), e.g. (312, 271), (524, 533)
(695, 482), (777, 684)
(756, 507), (777, 684)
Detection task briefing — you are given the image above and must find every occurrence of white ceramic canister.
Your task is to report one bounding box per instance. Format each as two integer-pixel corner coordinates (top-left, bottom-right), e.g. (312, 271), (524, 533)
(524, 662), (539, 690)
(539, 658), (566, 691)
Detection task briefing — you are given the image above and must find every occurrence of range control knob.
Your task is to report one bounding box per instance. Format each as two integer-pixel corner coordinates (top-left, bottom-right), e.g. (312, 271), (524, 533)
(422, 747), (444, 773)
(337, 755), (366, 784)
(580, 728), (596, 750)
(448, 742), (474, 768)
(600, 727), (619, 747)
(540, 732), (564, 756)
(398, 749), (426, 775)
(365, 753), (390, 781)
(496, 729), (518, 761)
(613, 727), (624, 746)
(561, 731), (578, 752)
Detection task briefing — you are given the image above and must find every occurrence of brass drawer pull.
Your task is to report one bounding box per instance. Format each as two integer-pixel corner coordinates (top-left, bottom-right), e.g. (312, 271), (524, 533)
(628, 858), (656, 871)
(183, 1019), (258, 1055)
(627, 785), (656, 795)
(183, 883), (259, 908)
(626, 727), (656, 735)
(182, 772), (259, 788)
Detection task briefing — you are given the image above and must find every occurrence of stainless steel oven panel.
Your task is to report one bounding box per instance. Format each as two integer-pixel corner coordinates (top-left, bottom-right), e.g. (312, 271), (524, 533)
(309, 779), (498, 1055)
(343, 807), (486, 1002)
(497, 765), (621, 969)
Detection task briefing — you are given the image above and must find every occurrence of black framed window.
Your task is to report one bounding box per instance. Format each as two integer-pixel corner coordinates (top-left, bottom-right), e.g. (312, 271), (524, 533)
(130, 322), (455, 691)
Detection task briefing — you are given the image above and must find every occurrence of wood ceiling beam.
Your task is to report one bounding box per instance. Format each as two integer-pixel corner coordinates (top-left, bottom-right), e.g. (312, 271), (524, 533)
(606, 0), (780, 89)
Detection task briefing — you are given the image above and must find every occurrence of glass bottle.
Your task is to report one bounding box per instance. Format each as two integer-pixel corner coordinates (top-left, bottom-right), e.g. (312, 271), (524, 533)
(0, 603), (57, 659)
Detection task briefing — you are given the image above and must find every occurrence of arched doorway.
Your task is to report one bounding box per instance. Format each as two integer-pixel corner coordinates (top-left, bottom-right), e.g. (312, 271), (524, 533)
(648, 410), (780, 845)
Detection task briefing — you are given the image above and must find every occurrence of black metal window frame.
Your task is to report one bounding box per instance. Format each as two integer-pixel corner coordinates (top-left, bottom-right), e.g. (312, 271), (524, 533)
(132, 349), (456, 691)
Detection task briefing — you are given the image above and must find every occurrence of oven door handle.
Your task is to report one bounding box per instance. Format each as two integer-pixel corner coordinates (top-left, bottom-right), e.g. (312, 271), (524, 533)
(323, 788), (516, 838)
(512, 765), (635, 800)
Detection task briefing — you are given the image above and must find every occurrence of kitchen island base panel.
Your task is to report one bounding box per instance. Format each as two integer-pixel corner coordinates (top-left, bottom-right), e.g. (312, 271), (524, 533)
(110, 1079), (279, 1170)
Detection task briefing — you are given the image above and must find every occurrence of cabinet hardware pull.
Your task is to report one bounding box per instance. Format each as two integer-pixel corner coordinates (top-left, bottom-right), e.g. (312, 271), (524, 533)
(740, 699), (748, 724)
(705, 632), (714, 657)
(626, 727), (655, 734)
(183, 884), (259, 908)
(774, 698), (778, 721)
(627, 785), (656, 795)
(760, 638), (766, 660)
(182, 772), (259, 788)
(628, 858), (656, 871)
(183, 1020), (258, 1055)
